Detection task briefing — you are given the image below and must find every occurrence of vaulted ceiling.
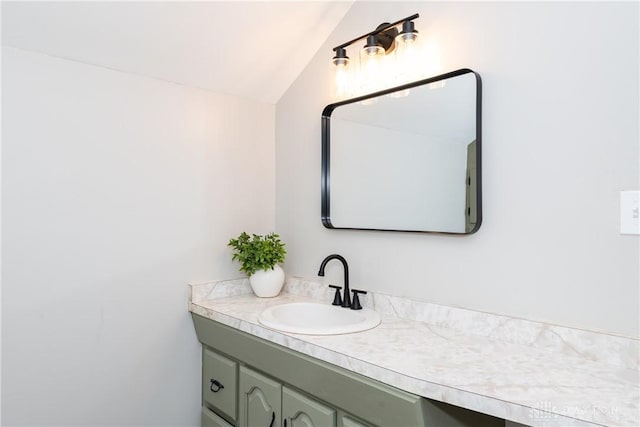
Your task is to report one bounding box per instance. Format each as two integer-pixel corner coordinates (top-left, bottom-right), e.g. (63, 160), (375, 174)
(1, 1), (353, 103)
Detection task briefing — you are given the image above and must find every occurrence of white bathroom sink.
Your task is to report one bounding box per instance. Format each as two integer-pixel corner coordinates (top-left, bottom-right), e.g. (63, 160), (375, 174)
(258, 302), (381, 335)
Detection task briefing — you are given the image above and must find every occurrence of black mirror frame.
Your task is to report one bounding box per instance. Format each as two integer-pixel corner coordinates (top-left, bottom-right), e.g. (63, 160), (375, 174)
(321, 68), (482, 234)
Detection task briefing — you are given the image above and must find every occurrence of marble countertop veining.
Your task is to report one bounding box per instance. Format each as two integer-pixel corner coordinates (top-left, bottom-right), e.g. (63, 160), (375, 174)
(189, 278), (639, 427)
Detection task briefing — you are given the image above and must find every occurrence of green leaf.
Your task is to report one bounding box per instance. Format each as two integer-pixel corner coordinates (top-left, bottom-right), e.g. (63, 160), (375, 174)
(227, 232), (287, 276)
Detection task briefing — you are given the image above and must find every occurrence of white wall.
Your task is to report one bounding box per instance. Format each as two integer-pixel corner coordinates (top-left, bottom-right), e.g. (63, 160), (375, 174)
(276, 2), (639, 337)
(2, 47), (275, 425)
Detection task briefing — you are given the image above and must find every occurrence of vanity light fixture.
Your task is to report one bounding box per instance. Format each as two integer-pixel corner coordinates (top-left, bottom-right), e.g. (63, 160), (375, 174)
(331, 13), (420, 99)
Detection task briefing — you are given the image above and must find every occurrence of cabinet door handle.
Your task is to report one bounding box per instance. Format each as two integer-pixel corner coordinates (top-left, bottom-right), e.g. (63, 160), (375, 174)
(209, 379), (224, 392)
(269, 411), (275, 427)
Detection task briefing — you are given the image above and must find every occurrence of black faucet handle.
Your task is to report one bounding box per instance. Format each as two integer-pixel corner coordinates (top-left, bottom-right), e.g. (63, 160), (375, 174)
(328, 285), (343, 306)
(350, 289), (367, 310)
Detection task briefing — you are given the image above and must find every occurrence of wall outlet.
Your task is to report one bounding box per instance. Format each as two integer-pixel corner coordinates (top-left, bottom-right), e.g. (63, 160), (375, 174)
(620, 190), (639, 235)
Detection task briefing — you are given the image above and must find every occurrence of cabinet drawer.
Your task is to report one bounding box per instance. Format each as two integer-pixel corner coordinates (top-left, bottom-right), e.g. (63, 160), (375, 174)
(201, 406), (234, 427)
(202, 348), (237, 421)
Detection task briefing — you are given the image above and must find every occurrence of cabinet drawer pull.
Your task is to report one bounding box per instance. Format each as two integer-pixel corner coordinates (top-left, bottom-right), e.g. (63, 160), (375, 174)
(209, 379), (224, 392)
(269, 411), (275, 427)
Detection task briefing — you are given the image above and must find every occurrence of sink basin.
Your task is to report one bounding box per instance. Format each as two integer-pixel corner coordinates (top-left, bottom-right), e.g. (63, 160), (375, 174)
(258, 302), (381, 335)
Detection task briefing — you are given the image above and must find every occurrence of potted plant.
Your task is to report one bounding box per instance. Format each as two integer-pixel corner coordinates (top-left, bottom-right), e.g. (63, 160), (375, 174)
(228, 232), (286, 297)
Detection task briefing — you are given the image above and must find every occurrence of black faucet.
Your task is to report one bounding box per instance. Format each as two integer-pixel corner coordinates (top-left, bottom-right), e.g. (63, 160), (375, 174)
(318, 254), (351, 308)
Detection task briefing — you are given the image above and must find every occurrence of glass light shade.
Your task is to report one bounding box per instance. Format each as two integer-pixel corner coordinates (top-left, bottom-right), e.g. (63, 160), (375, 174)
(333, 56), (351, 100)
(359, 44), (385, 95)
(394, 30), (419, 86)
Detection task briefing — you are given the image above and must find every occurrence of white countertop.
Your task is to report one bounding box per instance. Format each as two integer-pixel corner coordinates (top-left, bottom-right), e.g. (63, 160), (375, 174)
(189, 278), (639, 427)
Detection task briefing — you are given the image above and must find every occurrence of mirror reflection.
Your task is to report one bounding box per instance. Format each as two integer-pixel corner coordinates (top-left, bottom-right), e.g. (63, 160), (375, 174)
(321, 69), (481, 233)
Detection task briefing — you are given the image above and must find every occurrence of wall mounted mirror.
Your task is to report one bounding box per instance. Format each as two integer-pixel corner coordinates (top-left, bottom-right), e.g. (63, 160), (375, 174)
(321, 68), (482, 234)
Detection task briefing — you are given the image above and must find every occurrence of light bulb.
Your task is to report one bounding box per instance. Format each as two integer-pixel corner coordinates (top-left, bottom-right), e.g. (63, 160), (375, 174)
(394, 20), (419, 86)
(332, 48), (351, 99)
(359, 35), (385, 95)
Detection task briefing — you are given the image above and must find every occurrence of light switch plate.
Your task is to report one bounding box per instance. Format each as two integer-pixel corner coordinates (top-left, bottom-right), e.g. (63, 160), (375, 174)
(620, 190), (639, 235)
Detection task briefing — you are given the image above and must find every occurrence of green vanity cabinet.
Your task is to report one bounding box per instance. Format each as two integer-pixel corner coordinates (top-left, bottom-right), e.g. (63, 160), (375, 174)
(192, 313), (502, 427)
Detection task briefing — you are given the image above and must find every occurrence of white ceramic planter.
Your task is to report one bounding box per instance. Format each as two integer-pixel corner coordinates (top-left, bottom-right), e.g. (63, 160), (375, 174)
(249, 265), (285, 297)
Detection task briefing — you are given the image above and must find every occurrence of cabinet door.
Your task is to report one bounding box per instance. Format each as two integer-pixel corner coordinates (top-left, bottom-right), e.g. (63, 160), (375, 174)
(202, 406), (234, 427)
(339, 413), (372, 427)
(239, 366), (282, 427)
(283, 387), (336, 427)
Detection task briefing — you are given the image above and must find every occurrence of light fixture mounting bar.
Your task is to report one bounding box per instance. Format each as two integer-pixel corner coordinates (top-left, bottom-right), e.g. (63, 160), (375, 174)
(332, 13), (420, 52)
